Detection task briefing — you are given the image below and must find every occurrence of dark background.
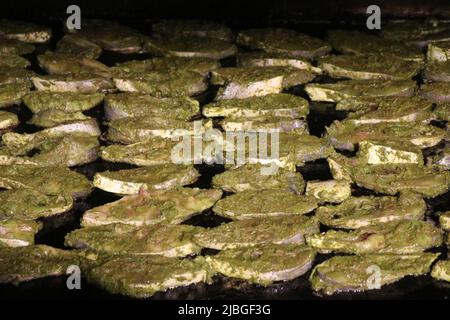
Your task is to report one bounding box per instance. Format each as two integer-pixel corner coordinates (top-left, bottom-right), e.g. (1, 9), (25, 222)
(2, 0), (450, 22)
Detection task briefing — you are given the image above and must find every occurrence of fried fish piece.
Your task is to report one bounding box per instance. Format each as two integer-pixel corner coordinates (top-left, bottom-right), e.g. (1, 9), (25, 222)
(306, 220), (443, 254)
(0, 245), (80, 284)
(37, 52), (110, 76)
(220, 116), (308, 133)
(81, 188), (222, 227)
(0, 37), (34, 55)
(319, 54), (422, 80)
(305, 80), (416, 102)
(0, 134), (100, 167)
(0, 219), (42, 247)
(336, 96), (434, 124)
(431, 259), (450, 282)
(0, 53), (30, 68)
(0, 189), (73, 220)
(93, 164), (199, 195)
(237, 52), (322, 74)
(203, 93), (309, 119)
(212, 189), (317, 220)
(328, 154), (450, 197)
(237, 28), (331, 60)
(0, 82), (30, 108)
(145, 36), (237, 60)
(212, 163), (305, 194)
(55, 34), (102, 59)
(316, 192), (426, 229)
(0, 19), (51, 43)
(193, 215), (319, 250)
(310, 253), (439, 295)
(326, 120), (445, 151)
(65, 223), (204, 257)
(0, 165), (92, 199)
(212, 67), (314, 100)
(28, 110), (91, 128)
(23, 91), (104, 113)
(327, 30), (423, 61)
(32, 74), (114, 93)
(106, 117), (212, 143)
(427, 40), (450, 62)
(439, 211), (450, 231)
(0, 111), (19, 132)
(75, 19), (145, 53)
(152, 20), (232, 41)
(104, 93), (199, 121)
(305, 179), (351, 204)
(420, 82), (450, 103)
(206, 244), (316, 285)
(112, 57), (219, 77)
(113, 69), (207, 97)
(86, 255), (213, 298)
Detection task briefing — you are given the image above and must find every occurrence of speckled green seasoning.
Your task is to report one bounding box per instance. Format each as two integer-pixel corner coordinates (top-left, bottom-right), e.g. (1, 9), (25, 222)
(0, 67), (35, 86)
(212, 189), (318, 220)
(0, 165), (92, 199)
(310, 253), (439, 296)
(319, 54), (422, 80)
(0, 189), (73, 220)
(220, 116), (308, 133)
(145, 36), (238, 60)
(237, 28), (331, 60)
(206, 244), (316, 285)
(104, 93), (199, 121)
(434, 103), (450, 121)
(212, 163), (305, 194)
(306, 220), (442, 254)
(0, 218), (42, 247)
(193, 215), (320, 250)
(65, 223), (204, 257)
(0, 245), (80, 284)
(315, 192), (426, 229)
(93, 164), (199, 195)
(81, 188), (222, 227)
